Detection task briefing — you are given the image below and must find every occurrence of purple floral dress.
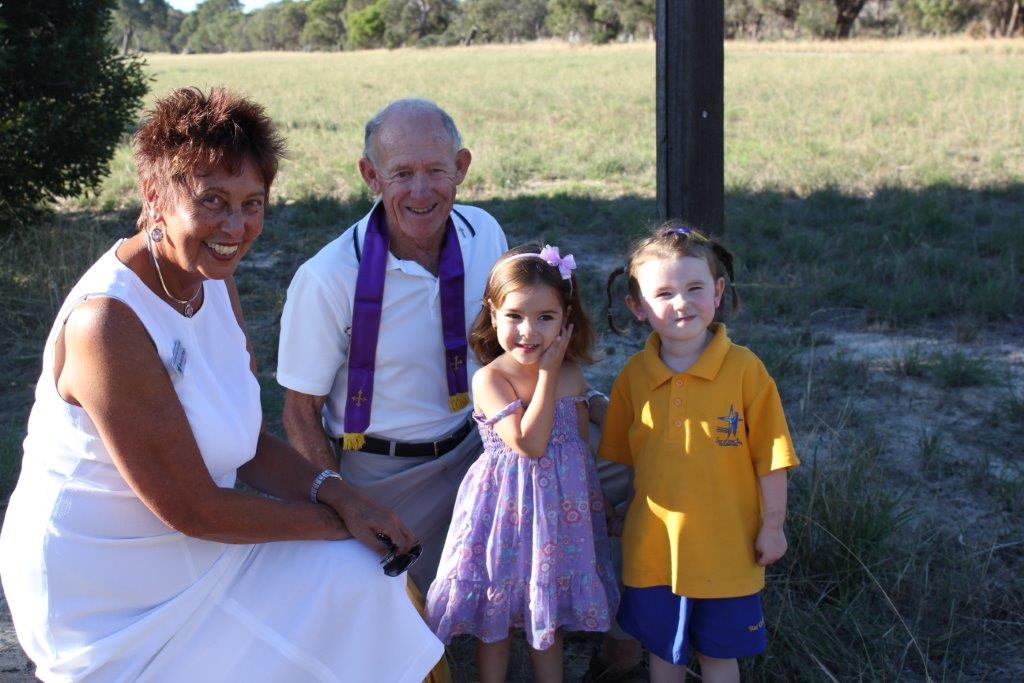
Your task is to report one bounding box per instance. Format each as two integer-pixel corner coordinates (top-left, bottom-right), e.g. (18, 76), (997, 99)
(426, 395), (619, 650)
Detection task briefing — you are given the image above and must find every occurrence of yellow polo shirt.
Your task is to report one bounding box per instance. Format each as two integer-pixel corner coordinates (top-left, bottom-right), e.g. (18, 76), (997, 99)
(598, 324), (799, 599)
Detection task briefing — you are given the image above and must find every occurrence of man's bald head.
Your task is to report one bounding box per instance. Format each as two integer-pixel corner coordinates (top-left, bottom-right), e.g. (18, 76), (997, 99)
(362, 99), (463, 165)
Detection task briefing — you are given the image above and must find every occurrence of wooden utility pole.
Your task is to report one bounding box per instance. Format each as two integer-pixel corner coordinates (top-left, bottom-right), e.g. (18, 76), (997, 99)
(656, 0), (725, 235)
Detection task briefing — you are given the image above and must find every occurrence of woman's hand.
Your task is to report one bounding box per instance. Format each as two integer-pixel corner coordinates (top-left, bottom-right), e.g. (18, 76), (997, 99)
(317, 477), (419, 555)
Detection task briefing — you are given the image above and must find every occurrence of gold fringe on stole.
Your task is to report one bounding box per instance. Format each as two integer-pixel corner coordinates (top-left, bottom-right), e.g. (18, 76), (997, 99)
(405, 579), (452, 683)
(341, 433), (366, 451)
(448, 392), (469, 412)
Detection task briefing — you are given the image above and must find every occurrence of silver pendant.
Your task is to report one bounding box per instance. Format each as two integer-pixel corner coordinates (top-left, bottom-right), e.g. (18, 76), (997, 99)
(184, 302), (194, 318)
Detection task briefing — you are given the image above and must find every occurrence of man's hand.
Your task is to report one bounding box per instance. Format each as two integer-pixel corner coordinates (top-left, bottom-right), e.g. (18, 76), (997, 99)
(587, 391), (608, 427)
(603, 494), (623, 537)
(317, 477), (419, 555)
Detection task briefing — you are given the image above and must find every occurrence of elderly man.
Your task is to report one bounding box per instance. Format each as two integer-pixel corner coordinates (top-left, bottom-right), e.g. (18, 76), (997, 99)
(279, 98), (643, 678)
(276, 99), (507, 588)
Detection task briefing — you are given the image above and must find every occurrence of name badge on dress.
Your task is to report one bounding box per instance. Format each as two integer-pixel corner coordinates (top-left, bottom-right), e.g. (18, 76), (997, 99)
(170, 339), (187, 378)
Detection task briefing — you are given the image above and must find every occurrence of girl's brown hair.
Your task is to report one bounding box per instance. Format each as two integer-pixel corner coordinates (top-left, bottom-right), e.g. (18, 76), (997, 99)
(606, 221), (741, 334)
(133, 87), (286, 232)
(470, 244), (596, 366)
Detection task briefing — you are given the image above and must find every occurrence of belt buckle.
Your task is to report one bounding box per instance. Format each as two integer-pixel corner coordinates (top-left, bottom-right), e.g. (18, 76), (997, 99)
(433, 440), (440, 458)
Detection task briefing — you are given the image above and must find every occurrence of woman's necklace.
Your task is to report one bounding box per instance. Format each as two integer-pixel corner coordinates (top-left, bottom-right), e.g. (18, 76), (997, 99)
(145, 230), (203, 318)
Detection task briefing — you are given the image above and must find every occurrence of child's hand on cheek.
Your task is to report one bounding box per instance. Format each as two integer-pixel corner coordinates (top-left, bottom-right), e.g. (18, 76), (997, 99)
(755, 524), (787, 566)
(539, 323), (573, 373)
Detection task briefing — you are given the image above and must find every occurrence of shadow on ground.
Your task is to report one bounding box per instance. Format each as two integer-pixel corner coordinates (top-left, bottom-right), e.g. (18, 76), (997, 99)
(0, 183), (1022, 680)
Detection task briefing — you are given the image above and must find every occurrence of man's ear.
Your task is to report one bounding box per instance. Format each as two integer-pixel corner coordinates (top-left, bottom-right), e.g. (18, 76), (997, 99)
(625, 295), (645, 321)
(358, 157), (382, 194)
(453, 148), (472, 184)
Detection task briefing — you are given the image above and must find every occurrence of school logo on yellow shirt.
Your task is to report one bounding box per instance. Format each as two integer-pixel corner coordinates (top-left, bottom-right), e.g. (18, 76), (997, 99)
(716, 404), (743, 447)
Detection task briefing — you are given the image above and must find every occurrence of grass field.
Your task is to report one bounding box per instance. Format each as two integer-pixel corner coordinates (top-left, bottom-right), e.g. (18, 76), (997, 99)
(2, 38), (1024, 680)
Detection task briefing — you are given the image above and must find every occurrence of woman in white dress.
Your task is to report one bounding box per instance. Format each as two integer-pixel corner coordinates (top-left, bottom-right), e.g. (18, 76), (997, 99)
(0, 87), (443, 682)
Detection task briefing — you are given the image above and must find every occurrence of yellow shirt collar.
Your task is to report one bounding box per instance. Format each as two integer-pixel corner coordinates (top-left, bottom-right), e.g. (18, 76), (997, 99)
(642, 323), (731, 388)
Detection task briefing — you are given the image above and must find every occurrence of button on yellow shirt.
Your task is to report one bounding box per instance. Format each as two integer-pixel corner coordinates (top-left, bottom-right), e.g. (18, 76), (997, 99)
(598, 324), (799, 599)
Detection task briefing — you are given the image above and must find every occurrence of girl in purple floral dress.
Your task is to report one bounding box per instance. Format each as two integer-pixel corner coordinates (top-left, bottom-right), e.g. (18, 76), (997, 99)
(426, 244), (619, 683)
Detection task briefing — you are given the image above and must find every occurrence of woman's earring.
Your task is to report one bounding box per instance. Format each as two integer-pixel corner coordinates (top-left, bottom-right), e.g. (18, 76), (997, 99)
(150, 227), (164, 242)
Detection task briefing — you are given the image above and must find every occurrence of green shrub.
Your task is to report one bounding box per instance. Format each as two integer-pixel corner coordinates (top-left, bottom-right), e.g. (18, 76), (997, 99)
(0, 1), (147, 226)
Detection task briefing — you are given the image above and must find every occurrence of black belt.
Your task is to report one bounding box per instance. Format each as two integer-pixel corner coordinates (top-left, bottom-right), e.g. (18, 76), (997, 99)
(340, 418), (474, 458)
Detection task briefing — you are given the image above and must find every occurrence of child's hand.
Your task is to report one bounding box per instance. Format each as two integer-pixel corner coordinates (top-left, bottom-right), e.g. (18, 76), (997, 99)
(602, 494), (623, 537)
(539, 323), (573, 373)
(755, 524), (787, 566)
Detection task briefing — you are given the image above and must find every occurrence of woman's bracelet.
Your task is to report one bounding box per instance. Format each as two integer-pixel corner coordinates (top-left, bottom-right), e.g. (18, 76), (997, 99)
(309, 469), (343, 503)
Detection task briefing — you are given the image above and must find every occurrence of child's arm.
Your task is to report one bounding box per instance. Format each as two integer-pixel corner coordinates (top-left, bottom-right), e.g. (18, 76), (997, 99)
(755, 469), (789, 566)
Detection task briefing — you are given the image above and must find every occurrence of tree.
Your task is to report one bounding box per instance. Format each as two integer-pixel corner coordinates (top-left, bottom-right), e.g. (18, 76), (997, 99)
(111, 0), (184, 53)
(546, 0), (623, 44)
(175, 0), (249, 52)
(981, 0), (1021, 35)
(345, 0), (386, 48)
(0, 0), (148, 225)
(248, 1), (309, 50)
(726, 0), (765, 37)
(454, 0), (549, 43)
(832, 0), (870, 36)
(302, 0), (346, 49)
(899, 0), (981, 34)
(797, 0), (868, 37)
(616, 0), (656, 39)
(378, 0), (458, 48)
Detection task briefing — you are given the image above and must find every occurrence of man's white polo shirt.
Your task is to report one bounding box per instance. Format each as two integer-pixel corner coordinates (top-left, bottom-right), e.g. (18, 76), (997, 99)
(277, 203), (508, 442)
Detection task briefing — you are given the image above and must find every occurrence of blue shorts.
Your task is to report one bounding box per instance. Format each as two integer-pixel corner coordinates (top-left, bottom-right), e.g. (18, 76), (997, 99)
(617, 586), (767, 664)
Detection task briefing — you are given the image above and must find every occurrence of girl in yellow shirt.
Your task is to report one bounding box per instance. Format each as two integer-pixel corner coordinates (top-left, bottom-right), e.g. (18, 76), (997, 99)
(599, 225), (799, 683)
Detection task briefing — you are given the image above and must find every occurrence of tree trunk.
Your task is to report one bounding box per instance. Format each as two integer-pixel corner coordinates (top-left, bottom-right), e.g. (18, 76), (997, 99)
(1007, 1), (1021, 36)
(834, 0), (867, 38)
(121, 22), (134, 55)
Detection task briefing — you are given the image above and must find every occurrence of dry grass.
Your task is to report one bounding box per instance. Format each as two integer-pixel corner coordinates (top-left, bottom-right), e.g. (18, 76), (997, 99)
(2, 38), (1023, 680)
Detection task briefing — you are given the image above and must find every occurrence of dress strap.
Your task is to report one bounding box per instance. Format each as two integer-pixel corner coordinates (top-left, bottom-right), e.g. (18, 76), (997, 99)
(477, 400), (524, 427)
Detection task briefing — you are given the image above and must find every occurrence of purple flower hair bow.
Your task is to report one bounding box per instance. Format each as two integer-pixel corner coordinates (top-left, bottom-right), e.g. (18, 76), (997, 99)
(538, 244), (576, 280)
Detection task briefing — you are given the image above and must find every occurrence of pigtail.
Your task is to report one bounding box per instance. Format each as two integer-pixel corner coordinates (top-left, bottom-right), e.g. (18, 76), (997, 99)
(710, 242), (735, 283)
(605, 266), (629, 335)
(709, 240), (741, 317)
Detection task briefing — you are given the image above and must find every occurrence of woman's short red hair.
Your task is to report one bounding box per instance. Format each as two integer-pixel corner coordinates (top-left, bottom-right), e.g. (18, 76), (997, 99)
(133, 87), (285, 230)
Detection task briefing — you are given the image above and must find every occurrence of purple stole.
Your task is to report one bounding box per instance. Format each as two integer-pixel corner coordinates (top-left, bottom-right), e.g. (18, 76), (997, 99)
(341, 203), (469, 450)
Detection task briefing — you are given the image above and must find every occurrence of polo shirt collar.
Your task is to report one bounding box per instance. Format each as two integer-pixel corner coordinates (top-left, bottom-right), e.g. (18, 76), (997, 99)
(642, 323), (731, 388)
(356, 201), (469, 277)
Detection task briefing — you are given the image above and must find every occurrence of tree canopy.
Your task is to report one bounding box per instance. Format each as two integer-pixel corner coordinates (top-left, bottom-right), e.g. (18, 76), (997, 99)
(109, 0), (1019, 54)
(0, 0), (148, 225)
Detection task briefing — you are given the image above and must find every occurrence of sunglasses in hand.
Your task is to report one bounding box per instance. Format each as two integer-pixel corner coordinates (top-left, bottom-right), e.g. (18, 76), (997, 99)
(375, 532), (422, 577)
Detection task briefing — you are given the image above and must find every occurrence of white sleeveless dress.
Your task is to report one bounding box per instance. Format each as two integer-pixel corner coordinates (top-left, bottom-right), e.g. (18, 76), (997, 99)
(0, 242), (443, 682)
